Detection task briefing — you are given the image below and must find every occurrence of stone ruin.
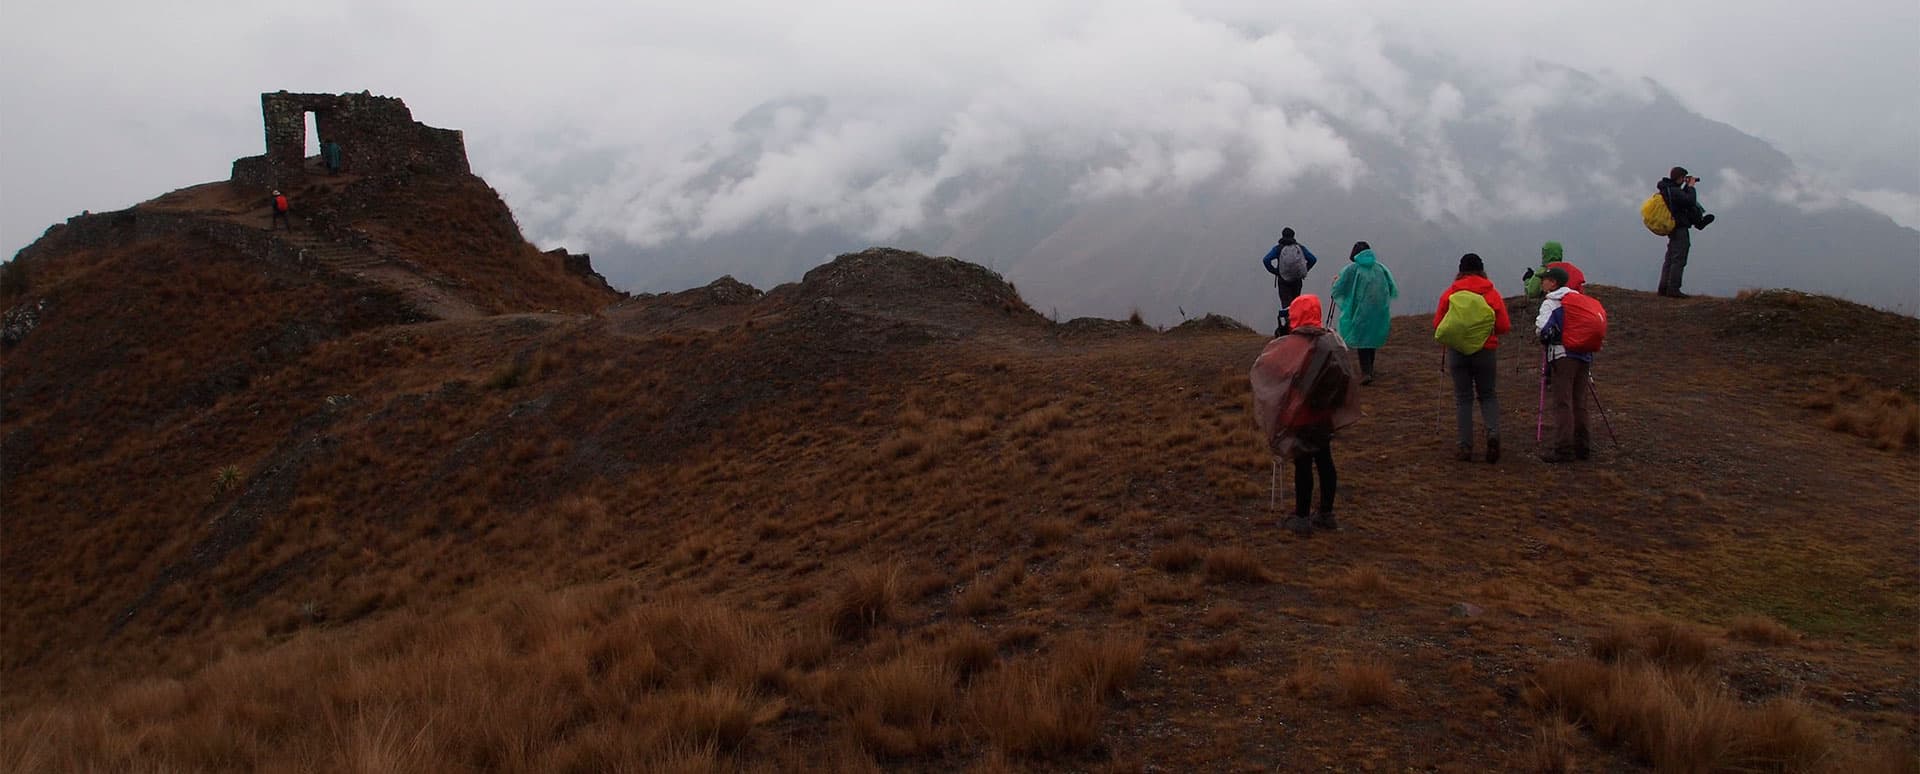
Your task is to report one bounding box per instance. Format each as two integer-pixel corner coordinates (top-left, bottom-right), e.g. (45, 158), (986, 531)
(230, 91), (469, 189)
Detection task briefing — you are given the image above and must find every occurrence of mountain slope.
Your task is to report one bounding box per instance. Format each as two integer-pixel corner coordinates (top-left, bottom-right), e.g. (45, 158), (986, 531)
(3, 235), (1915, 769)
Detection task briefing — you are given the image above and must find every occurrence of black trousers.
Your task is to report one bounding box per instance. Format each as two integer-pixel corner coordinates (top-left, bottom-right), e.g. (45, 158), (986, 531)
(1293, 444), (1336, 518)
(1357, 348), (1377, 377)
(1275, 277), (1303, 335)
(1660, 227), (1690, 294)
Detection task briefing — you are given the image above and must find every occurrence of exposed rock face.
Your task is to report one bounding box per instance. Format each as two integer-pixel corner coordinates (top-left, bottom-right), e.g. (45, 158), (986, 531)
(544, 248), (617, 295)
(2, 298), (47, 348)
(694, 276), (763, 306)
(231, 91), (469, 190)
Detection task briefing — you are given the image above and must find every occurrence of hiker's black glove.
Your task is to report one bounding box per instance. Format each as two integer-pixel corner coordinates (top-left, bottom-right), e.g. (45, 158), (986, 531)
(1697, 213), (1715, 230)
(1523, 267), (1535, 281)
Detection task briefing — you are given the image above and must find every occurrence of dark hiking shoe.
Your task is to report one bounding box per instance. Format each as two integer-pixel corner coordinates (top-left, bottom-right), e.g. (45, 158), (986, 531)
(1668, 291), (1691, 299)
(1575, 446), (1591, 461)
(1539, 451), (1574, 464)
(1312, 511), (1339, 531)
(1456, 444), (1473, 462)
(1485, 436), (1501, 464)
(1361, 374), (1375, 386)
(1284, 515), (1314, 536)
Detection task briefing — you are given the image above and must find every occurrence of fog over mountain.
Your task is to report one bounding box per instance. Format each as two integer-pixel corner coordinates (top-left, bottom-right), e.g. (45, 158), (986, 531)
(5, 1), (1916, 323)
(503, 49), (1918, 324)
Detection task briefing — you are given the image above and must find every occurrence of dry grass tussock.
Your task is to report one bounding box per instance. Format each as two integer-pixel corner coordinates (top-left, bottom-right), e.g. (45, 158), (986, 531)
(1532, 618), (1911, 772)
(0, 583), (1150, 771)
(970, 634), (1145, 757)
(1801, 375), (1920, 450)
(1201, 547), (1268, 584)
(1332, 657), (1398, 708)
(1726, 615), (1800, 646)
(1528, 658), (1834, 773)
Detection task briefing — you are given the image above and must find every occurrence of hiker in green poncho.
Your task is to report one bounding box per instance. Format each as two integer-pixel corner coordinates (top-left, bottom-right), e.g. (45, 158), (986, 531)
(1524, 241), (1563, 299)
(1329, 241), (1397, 385)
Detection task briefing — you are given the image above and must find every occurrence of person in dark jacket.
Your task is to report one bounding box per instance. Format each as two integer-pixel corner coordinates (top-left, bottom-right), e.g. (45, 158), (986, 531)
(1655, 166), (1715, 298)
(1261, 227), (1319, 336)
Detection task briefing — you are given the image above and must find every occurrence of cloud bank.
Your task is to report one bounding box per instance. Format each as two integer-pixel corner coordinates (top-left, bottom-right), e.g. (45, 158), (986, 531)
(2, 0), (1914, 260)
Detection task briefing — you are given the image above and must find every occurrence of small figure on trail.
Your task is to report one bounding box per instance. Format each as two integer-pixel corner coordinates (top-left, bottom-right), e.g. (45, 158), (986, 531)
(1655, 166), (1715, 298)
(1523, 241), (1586, 298)
(1535, 267), (1596, 462)
(269, 190), (292, 231)
(1329, 240), (1397, 385)
(1250, 294), (1362, 536)
(1432, 253), (1511, 463)
(321, 141), (343, 175)
(1261, 227), (1319, 337)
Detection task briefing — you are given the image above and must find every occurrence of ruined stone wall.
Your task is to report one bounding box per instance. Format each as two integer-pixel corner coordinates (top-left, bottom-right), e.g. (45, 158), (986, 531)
(19, 208), (312, 271)
(231, 91), (469, 190)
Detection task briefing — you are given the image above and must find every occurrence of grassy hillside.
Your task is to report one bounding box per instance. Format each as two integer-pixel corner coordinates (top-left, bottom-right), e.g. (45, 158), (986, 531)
(2, 243), (1915, 771)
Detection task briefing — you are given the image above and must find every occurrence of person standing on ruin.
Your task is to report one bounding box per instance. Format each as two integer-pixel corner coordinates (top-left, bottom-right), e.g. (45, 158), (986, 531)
(322, 141), (343, 175)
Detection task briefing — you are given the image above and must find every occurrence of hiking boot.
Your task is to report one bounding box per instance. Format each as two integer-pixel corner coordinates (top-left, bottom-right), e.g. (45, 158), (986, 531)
(1312, 511), (1339, 531)
(1455, 444), (1473, 462)
(1539, 450), (1574, 464)
(1485, 436), (1501, 464)
(1668, 291), (1691, 299)
(1575, 446), (1591, 461)
(1284, 515), (1314, 536)
(1361, 374), (1375, 386)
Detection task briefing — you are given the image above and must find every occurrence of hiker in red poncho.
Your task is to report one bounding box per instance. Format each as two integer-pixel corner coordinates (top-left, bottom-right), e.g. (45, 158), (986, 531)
(1432, 253), (1511, 463)
(1250, 294), (1362, 535)
(269, 190), (292, 231)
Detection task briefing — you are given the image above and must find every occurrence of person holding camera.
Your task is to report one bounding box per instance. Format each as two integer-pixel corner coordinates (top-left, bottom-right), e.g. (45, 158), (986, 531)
(1655, 166), (1715, 298)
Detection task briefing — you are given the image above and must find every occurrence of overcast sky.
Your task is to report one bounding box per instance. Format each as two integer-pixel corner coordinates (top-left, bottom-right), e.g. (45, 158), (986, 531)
(3, 0), (1916, 261)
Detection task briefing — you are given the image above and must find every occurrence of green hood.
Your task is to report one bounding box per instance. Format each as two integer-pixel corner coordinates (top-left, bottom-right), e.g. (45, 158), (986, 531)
(1353, 249), (1377, 266)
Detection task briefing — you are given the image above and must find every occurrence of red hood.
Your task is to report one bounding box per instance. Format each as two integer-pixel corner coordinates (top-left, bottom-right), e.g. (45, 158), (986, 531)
(1288, 294), (1324, 328)
(1446, 274), (1498, 296)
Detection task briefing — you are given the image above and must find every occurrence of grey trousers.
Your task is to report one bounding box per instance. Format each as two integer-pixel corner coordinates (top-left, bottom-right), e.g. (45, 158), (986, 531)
(1660, 228), (1690, 294)
(1447, 348), (1500, 447)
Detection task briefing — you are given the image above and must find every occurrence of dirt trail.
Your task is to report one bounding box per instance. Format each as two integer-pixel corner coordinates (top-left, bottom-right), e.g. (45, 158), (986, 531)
(145, 181), (486, 321)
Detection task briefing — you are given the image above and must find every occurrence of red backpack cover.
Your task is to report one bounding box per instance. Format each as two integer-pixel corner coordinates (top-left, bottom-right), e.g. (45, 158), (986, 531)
(1559, 293), (1607, 353)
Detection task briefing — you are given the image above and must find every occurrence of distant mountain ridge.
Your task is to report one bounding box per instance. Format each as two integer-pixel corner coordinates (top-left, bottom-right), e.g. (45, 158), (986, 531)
(546, 57), (1919, 324)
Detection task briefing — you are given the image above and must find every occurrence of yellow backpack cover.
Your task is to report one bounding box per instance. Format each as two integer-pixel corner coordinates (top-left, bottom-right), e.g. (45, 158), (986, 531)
(1641, 193), (1675, 236)
(1434, 290), (1496, 355)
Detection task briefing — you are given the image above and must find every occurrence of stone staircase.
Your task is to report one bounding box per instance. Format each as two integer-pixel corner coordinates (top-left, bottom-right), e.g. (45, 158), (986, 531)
(271, 230), (483, 320)
(280, 232), (385, 276)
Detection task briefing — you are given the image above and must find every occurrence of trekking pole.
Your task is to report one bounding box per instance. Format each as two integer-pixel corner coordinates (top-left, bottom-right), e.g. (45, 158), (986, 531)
(1587, 372), (1621, 447)
(1270, 456), (1278, 511)
(1535, 347), (1548, 443)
